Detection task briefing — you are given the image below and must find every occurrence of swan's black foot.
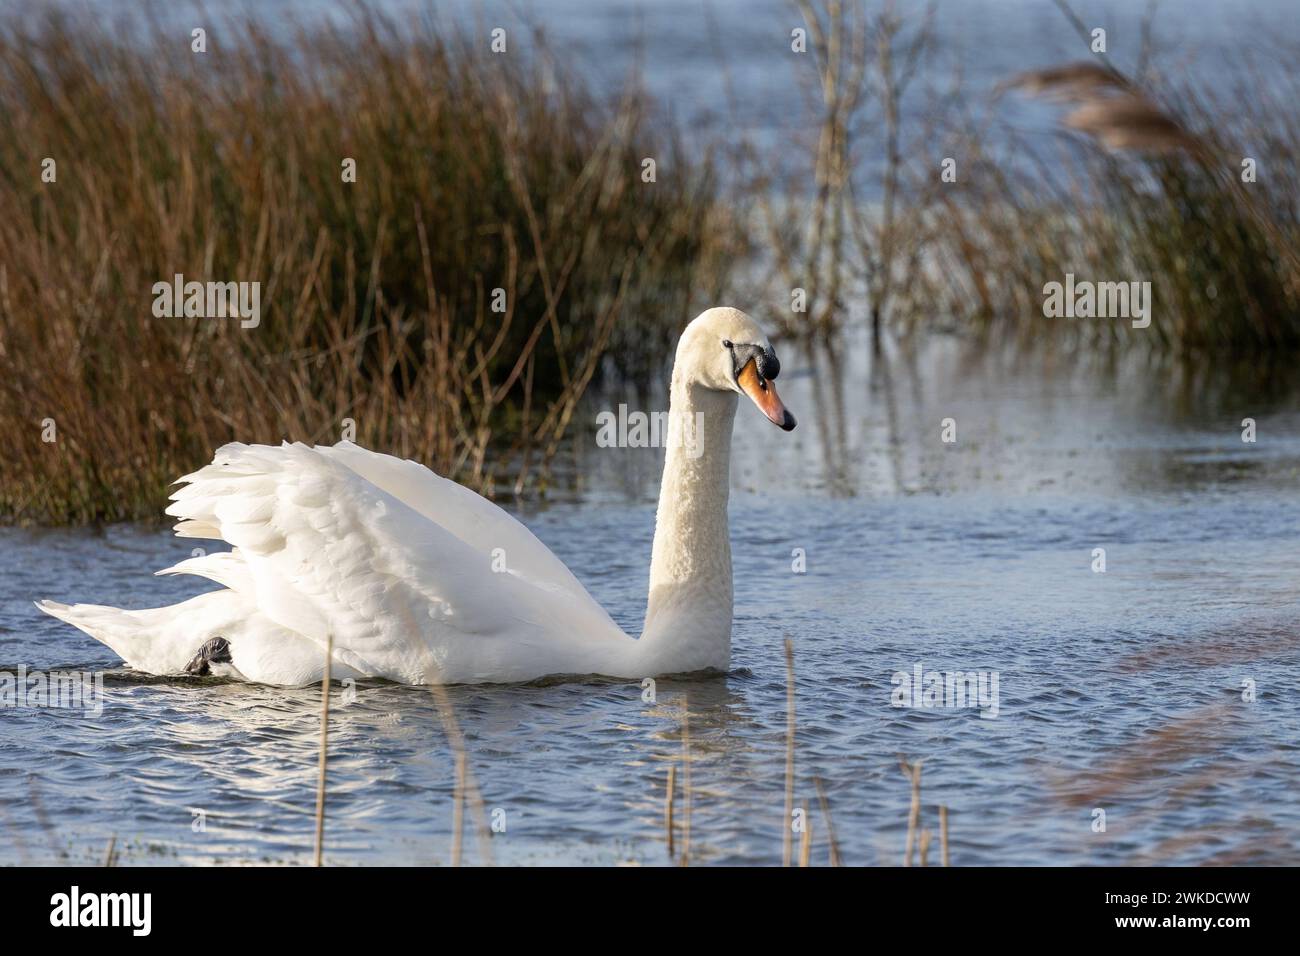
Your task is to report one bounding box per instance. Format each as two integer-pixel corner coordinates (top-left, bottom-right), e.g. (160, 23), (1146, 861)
(185, 636), (233, 676)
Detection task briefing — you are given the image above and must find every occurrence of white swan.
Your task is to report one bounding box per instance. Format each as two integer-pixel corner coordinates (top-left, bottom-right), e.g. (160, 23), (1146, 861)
(37, 307), (796, 685)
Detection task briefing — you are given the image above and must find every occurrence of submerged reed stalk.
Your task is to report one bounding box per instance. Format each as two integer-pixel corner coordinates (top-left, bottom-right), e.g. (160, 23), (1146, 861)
(102, 834), (116, 868)
(680, 710), (692, 867)
(900, 757), (922, 867)
(940, 805), (950, 867)
(313, 634), (333, 867)
(814, 775), (843, 866)
(451, 752), (466, 867)
(26, 775), (63, 860)
(0, 804), (30, 866)
(665, 765), (676, 859)
(799, 799), (812, 867)
(783, 637), (796, 867)
(427, 683), (495, 866)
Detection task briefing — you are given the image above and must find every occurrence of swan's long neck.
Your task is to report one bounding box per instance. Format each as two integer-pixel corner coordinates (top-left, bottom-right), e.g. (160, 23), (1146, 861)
(636, 376), (737, 673)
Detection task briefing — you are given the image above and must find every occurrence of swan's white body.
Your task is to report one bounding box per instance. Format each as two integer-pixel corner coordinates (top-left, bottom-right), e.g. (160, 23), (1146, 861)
(37, 308), (795, 686)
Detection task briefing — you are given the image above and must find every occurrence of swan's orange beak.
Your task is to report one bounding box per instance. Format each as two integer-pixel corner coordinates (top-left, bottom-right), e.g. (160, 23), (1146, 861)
(738, 358), (796, 431)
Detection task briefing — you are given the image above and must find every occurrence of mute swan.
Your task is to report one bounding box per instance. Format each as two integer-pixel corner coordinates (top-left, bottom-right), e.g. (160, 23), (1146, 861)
(37, 307), (796, 686)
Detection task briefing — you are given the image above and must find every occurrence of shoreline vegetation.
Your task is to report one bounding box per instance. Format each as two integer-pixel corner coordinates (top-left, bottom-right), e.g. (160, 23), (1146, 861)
(0, 9), (734, 523)
(2, 2), (1298, 524)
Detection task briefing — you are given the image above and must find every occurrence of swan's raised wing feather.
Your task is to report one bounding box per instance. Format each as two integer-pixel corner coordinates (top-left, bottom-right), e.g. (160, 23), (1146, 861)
(168, 442), (495, 679)
(164, 442), (627, 683)
(314, 441), (607, 606)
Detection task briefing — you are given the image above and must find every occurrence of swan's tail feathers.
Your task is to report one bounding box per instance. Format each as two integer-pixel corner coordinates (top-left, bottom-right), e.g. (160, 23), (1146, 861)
(37, 599), (149, 667)
(35, 599), (205, 675)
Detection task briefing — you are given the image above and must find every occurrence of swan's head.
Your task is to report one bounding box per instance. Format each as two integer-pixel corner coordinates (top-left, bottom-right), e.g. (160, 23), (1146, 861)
(675, 307), (797, 431)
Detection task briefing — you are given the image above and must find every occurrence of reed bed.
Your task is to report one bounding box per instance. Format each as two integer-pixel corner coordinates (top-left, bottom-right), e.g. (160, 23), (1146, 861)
(4, 2), (1295, 524)
(922, 72), (1300, 356)
(745, 0), (948, 345)
(760, 0), (1300, 367)
(0, 8), (732, 523)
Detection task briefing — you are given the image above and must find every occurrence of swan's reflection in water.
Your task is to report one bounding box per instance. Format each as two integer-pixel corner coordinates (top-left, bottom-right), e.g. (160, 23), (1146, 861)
(75, 669), (770, 865)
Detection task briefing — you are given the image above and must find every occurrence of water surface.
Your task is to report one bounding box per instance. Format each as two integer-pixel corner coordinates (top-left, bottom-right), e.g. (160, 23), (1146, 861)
(3, 336), (1298, 866)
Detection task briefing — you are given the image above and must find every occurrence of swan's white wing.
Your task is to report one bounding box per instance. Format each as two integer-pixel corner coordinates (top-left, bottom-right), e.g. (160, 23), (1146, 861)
(165, 442), (629, 683)
(315, 441), (606, 608)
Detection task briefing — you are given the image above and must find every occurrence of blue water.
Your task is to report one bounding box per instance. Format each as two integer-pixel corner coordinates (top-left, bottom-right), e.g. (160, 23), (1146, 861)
(54, 0), (1300, 193)
(3, 338), (1299, 865)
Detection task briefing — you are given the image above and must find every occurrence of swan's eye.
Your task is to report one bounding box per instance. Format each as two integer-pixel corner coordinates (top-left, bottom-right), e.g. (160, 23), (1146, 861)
(721, 339), (733, 349)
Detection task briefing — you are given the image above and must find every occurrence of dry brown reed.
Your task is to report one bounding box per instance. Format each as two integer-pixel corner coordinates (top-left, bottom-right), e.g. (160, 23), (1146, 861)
(751, 0), (943, 345)
(679, 708), (693, 867)
(0, 8), (731, 524)
(313, 634), (333, 867)
(664, 764), (677, 859)
(754, 1), (1299, 366)
(939, 804), (949, 867)
(899, 756), (922, 866)
(799, 800), (812, 867)
(0, 803), (31, 866)
(451, 751), (466, 868)
(814, 775), (843, 866)
(782, 636), (796, 867)
(27, 774), (65, 861)
(923, 0), (1300, 356)
(427, 683), (495, 866)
